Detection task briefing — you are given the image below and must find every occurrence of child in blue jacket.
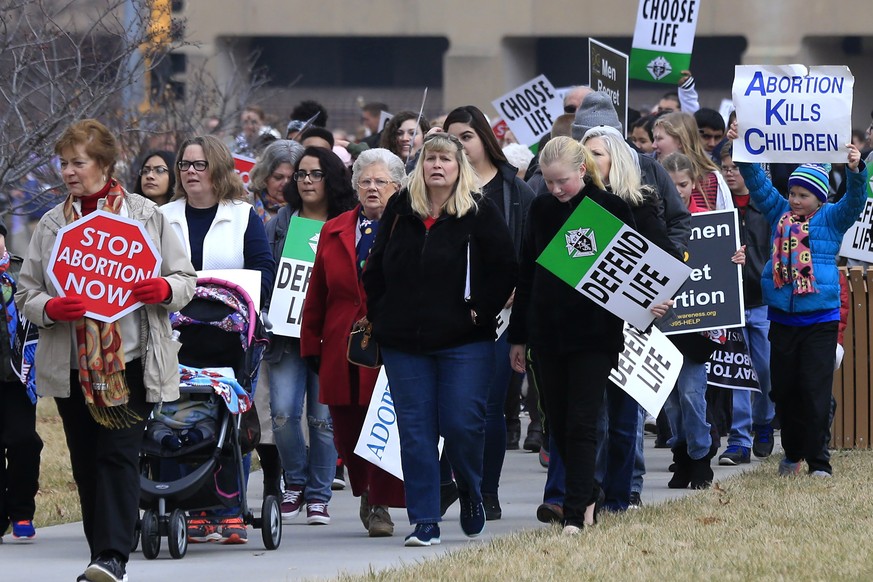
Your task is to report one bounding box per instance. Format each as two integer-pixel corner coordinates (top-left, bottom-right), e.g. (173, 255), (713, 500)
(729, 122), (866, 476)
(0, 219), (43, 540)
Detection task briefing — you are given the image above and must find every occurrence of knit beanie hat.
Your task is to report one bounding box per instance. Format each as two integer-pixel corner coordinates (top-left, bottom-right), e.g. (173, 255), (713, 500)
(571, 91), (622, 140)
(788, 163), (831, 203)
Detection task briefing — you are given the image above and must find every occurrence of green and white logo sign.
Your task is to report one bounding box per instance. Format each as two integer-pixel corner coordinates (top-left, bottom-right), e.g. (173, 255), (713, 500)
(267, 216), (324, 338)
(629, 0), (701, 85)
(537, 197), (691, 330)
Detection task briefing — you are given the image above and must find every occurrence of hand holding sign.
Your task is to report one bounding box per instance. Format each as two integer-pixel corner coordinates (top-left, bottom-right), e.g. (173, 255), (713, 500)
(45, 296), (86, 322)
(132, 277), (171, 304)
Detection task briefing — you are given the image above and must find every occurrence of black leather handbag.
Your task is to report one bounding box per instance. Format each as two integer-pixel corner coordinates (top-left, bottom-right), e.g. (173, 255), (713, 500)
(347, 318), (381, 368)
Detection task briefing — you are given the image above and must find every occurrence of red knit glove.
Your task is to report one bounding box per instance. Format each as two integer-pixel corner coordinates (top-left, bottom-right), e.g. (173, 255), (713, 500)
(132, 277), (171, 304)
(45, 296), (86, 322)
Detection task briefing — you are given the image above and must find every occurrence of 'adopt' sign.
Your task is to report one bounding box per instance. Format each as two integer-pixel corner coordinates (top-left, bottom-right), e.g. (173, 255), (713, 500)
(732, 65), (854, 164)
(663, 209), (744, 334)
(491, 74), (562, 147)
(537, 197), (692, 330)
(267, 216), (324, 337)
(629, 0), (700, 84)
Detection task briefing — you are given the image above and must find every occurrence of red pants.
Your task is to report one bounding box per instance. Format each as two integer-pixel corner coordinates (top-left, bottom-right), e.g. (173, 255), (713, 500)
(329, 404), (405, 507)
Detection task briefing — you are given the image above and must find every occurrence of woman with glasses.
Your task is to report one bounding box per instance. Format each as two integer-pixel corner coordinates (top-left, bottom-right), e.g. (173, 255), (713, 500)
(380, 111), (430, 167)
(133, 150), (175, 206)
(442, 105), (535, 521)
(263, 146), (356, 527)
(299, 148), (407, 537)
(363, 133), (517, 546)
(162, 135), (275, 545)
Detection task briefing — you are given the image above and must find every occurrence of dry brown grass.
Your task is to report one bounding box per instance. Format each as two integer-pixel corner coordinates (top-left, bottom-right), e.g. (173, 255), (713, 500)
(336, 451), (873, 582)
(34, 398), (81, 527)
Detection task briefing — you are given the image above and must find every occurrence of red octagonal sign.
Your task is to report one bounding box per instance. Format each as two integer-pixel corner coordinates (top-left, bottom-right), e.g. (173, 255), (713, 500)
(47, 211), (162, 323)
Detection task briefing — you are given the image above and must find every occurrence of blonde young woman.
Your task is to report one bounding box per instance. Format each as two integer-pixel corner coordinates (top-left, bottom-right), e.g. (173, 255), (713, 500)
(652, 111), (732, 211)
(508, 137), (669, 535)
(363, 133), (516, 546)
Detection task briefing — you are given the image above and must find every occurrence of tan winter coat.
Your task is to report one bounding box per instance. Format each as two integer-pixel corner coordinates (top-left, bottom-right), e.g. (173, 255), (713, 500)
(15, 191), (196, 403)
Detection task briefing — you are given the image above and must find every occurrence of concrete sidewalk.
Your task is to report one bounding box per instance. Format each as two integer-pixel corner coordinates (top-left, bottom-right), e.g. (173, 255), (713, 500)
(0, 434), (768, 581)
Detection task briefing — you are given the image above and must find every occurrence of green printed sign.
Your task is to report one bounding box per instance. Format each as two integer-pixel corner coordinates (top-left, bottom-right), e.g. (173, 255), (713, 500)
(267, 216), (325, 337)
(536, 197), (691, 330)
(629, 0), (700, 84)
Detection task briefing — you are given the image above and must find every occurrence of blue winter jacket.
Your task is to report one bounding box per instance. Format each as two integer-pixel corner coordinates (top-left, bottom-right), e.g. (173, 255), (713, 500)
(738, 161), (868, 315)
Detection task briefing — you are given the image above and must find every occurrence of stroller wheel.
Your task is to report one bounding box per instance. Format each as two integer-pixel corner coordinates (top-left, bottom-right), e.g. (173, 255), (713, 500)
(168, 509), (188, 559)
(261, 494), (282, 550)
(131, 515), (141, 553)
(141, 509), (161, 559)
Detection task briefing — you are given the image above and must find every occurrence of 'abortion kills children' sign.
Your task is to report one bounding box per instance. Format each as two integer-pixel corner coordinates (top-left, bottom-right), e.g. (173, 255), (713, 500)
(732, 65), (854, 164)
(491, 75), (563, 147)
(267, 216), (324, 338)
(537, 197), (691, 330)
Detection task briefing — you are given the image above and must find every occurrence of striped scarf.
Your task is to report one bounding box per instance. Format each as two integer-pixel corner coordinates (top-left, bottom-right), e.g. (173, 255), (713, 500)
(63, 180), (141, 428)
(772, 210), (818, 295)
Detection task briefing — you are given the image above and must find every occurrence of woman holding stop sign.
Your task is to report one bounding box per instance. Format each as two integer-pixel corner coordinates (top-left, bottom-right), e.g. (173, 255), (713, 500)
(15, 119), (197, 582)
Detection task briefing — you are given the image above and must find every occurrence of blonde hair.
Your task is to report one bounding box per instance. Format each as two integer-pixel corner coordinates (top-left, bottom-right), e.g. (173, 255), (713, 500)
(661, 152), (696, 181)
(539, 136), (605, 190)
(407, 132), (479, 219)
(174, 135), (248, 203)
(654, 111), (719, 184)
(581, 127), (649, 206)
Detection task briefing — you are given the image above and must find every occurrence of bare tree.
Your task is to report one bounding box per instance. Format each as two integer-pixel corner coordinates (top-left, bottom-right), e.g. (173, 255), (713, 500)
(0, 0), (269, 223)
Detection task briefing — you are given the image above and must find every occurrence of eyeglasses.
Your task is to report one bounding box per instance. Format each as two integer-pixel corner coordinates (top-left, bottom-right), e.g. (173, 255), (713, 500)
(140, 165), (169, 176)
(293, 170), (325, 182)
(721, 165), (739, 174)
(178, 160), (209, 172)
(358, 178), (393, 189)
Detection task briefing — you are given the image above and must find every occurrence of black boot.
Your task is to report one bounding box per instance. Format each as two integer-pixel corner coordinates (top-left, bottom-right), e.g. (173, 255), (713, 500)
(668, 445), (692, 489)
(689, 451), (715, 489)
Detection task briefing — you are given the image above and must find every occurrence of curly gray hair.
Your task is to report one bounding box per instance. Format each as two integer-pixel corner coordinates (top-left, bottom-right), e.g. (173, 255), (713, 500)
(248, 139), (305, 193)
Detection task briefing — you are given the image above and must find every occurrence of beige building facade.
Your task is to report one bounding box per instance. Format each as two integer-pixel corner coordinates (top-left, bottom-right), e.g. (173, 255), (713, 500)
(176, 0), (873, 129)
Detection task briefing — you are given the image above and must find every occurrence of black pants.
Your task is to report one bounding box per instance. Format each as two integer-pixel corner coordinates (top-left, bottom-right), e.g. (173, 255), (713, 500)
(531, 348), (609, 526)
(769, 321), (837, 473)
(55, 359), (151, 561)
(0, 381), (43, 531)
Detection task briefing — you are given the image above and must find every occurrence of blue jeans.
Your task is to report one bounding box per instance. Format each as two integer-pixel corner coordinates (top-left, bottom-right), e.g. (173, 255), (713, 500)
(594, 383), (638, 511)
(664, 360), (712, 460)
(729, 306), (774, 447)
(382, 341), (493, 525)
(269, 347), (336, 503)
(632, 406), (645, 494)
(481, 335), (516, 496)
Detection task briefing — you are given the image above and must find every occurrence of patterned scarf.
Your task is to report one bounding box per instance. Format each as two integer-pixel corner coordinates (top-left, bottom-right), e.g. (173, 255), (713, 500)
(63, 180), (141, 428)
(772, 210), (818, 295)
(252, 189), (284, 224)
(356, 208), (380, 278)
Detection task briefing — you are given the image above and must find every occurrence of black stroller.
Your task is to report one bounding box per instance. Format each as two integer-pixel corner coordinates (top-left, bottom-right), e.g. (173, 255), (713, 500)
(137, 277), (281, 559)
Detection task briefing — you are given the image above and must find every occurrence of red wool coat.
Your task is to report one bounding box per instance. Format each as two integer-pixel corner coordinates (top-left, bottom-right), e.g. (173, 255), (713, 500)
(301, 207), (380, 406)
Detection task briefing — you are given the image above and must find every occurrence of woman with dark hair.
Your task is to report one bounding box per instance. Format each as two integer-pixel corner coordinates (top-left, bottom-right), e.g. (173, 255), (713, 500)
(380, 111), (429, 165)
(133, 150), (175, 205)
(442, 105), (534, 520)
(264, 146), (355, 527)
